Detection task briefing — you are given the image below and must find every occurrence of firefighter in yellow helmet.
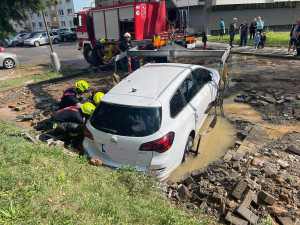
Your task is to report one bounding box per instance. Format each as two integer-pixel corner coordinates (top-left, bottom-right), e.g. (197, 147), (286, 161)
(59, 80), (90, 110)
(92, 39), (106, 72)
(51, 102), (95, 138)
(92, 91), (105, 106)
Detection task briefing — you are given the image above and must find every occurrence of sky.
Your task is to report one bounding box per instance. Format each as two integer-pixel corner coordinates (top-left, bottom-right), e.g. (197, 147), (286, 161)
(73, 0), (94, 13)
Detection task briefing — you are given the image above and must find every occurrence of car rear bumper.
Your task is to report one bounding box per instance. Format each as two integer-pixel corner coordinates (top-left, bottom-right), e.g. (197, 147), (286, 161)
(83, 137), (176, 180)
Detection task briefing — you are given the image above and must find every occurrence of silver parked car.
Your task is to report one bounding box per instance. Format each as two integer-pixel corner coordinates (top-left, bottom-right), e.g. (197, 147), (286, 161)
(7, 33), (28, 46)
(24, 32), (61, 47)
(0, 49), (18, 69)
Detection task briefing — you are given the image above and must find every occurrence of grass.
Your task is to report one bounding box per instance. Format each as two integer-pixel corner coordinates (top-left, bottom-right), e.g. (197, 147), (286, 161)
(207, 32), (290, 47)
(0, 65), (81, 91)
(0, 120), (210, 224)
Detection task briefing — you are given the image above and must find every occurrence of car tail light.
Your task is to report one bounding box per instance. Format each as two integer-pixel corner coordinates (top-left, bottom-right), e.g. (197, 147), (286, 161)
(83, 126), (94, 140)
(139, 132), (175, 153)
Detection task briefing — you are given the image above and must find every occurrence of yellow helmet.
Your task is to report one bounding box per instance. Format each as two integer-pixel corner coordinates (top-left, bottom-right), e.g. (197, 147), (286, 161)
(93, 92), (105, 104)
(100, 39), (106, 44)
(81, 102), (96, 115)
(75, 80), (90, 93)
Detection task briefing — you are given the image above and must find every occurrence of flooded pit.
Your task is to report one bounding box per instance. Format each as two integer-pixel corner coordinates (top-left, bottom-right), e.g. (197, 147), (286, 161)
(166, 115), (236, 181)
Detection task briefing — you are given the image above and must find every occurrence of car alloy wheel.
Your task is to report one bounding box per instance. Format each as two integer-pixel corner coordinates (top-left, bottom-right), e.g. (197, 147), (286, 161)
(53, 38), (58, 44)
(34, 41), (40, 47)
(3, 58), (15, 69)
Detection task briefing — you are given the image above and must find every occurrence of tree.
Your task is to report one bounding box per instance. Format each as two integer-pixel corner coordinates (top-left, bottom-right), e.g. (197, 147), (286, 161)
(0, 0), (55, 43)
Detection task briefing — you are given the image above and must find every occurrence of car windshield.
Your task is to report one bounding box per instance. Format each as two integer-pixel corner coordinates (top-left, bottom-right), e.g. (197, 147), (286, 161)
(90, 102), (162, 137)
(23, 33), (31, 38)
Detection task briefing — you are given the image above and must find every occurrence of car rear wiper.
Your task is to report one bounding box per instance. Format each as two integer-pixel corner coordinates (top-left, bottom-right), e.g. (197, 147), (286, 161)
(99, 127), (117, 134)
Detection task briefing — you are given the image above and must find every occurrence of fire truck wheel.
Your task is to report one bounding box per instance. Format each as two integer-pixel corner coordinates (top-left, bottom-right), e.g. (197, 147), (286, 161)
(83, 45), (93, 65)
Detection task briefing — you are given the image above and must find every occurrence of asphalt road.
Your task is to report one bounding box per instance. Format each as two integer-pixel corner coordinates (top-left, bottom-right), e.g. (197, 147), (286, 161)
(4, 41), (89, 69)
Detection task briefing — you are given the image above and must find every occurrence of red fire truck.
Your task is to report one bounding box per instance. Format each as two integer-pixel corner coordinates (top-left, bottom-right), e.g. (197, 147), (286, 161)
(74, 0), (195, 64)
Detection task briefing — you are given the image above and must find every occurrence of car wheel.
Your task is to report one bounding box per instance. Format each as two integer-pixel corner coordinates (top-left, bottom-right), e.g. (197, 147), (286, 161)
(3, 58), (15, 69)
(53, 38), (58, 44)
(182, 136), (194, 163)
(34, 41), (40, 47)
(12, 41), (16, 47)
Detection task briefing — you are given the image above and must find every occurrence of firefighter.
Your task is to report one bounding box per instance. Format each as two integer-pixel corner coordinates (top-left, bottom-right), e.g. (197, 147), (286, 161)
(51, 102), (95, 137)
(59, 80), (90, 110)
(92, 39), (106, 72)
(91, 91), (105, 106)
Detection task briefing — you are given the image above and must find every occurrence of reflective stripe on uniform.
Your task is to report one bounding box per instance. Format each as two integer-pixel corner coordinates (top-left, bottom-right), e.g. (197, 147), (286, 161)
(54, 106), (80, 116)
(61, 86), (76, 98)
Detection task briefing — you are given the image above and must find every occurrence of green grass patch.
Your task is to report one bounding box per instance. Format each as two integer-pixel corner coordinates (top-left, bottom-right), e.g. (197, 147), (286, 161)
(0, 120), (210, 224)
(207, 32), (290, 47)
(0, 66), (81, 91)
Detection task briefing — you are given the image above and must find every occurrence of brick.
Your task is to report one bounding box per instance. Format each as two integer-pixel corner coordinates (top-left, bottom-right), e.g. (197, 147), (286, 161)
(178, 185), (191, 200)
(258, 191), (276, 205)
(183, 172), (194, 186)
(267, 205), (287, 214)
(232, 180), (248, 199)
(277, 217), (295, 225)
(251, 157), (262, 166)
(225, 211), (248, 225)
(263, 166), (277, 179)
(245, 178), (261, 190)
(212, 192), (223, 204)
(241, 190), (260, 207)
(223, 152), (233, 162)
(287, 145), (300, 155)
(233, 152), (244, 161)
(236, 204), (259, 224)
(233, 161), (241, 170)
(190, 168), (206, 179)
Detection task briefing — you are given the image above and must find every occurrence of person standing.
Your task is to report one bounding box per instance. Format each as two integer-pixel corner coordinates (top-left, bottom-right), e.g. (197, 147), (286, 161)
(257, 16), (264, 33)
(296, 19), (300, 56)
(287, 20), (299, 54)
(240, 21), (249, 46)
(92, 39), (106, 72)
(202, 32), (207, 50)
(249, 18), (257, 40)
(228, 18), (237, 47)
(253, 31), (261, 49)
(220, 18), (225, 39)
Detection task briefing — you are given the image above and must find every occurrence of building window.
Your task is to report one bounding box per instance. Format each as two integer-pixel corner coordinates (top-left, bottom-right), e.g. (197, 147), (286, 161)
(32, 22), (36, 28)
(66, 0), (71, 2)
(39, 22), (43, 28)
(37, 12), (41, 17)
(51, 6), (55, 10)
(30, 13), (34, 18)
(59, 9), (64, 16)
(45, 11), (48, 16)
(53, 16), (57, 22)
(69, 21), (73, 26)
(61, 21), (66, 27)
(67, 9), (73, 15)
(47, 22), (50, 27)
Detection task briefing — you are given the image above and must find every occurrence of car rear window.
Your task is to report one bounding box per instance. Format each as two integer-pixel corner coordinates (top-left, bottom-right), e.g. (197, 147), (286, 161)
(90, 102), (162, 137)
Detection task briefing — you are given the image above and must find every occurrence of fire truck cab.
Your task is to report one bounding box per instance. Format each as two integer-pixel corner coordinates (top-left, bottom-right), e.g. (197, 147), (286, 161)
(74, 0), (194, 64)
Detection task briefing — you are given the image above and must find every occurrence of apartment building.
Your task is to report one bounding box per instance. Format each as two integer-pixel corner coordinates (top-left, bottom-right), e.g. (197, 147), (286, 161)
(176, 0), (300, 34)
(28, 0), (75, 32)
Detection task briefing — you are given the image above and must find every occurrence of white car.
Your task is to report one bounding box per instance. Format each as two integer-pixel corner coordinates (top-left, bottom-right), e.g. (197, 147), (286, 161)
(84, 63), (220, 180)
(7, 33), (28, 46)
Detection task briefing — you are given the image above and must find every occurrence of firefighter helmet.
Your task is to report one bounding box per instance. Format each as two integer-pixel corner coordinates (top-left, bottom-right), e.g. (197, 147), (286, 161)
(124, 32), (131, 38)
(93, 92), (105, 104)
(75, 80), (90, 93)
(100, 39), (106, 44)
(81, 102), (95, 115)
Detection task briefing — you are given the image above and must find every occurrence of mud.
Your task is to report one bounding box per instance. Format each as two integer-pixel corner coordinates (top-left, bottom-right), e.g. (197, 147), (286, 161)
(168, 116), (236, 181)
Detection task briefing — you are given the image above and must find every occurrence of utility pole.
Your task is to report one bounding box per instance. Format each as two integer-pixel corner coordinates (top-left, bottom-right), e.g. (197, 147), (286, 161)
(42, 10), (60, 72)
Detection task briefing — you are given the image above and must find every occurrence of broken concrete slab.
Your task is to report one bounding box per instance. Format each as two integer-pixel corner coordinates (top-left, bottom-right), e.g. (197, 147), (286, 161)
(233, 152), (244, 161)
(263, 166), (277, 179)
(223, 152), (233, 162)
(236, 204), (259, 224)
(277, 217), (295, 225)
(232, 180), (248, 200)
(258, 191), (276, 205)
(225, 211), (248, 225)
(286, 145), (300, 155)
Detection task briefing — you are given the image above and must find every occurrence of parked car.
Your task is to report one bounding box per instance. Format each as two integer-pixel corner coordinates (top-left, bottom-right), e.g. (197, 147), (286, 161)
(7, 33), (28, 46)
(60, 31), (77, 42)
(24, 32), (61, 47)
(16, 32), (38, 46)
(58, 28), (76, 34)
(83, 63), (220, 180)
(0, 48), (18, 69)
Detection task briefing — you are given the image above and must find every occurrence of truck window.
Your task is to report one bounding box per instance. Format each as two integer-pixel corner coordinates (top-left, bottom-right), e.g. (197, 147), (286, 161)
(78, 15), (83, 27)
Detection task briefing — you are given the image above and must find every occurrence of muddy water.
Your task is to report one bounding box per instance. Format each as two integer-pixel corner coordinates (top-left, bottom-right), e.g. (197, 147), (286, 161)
(166, 115), (236, 181)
